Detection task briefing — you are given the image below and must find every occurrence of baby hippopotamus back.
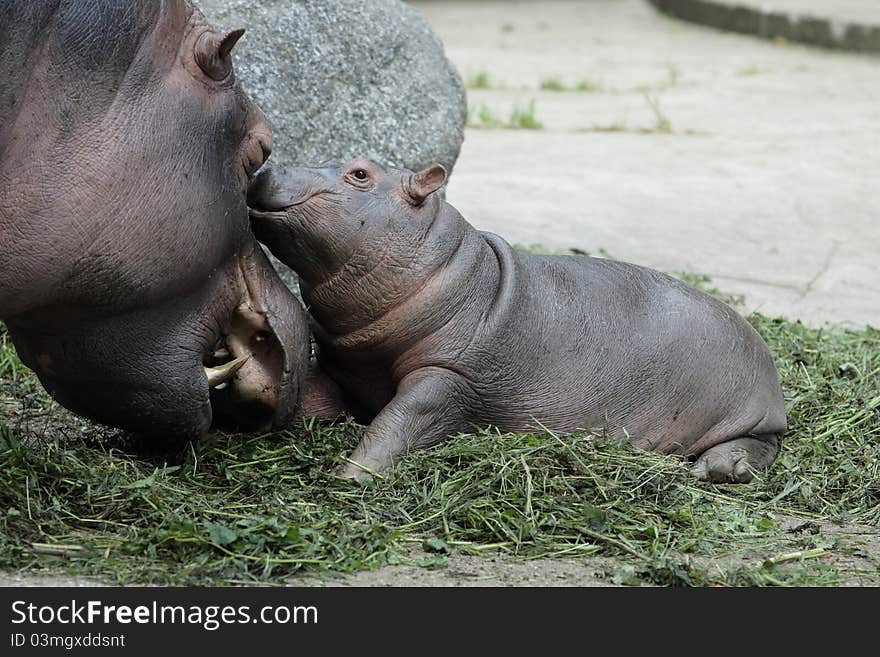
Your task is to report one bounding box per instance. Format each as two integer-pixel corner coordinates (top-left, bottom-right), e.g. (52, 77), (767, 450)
(248, 159), (786, 482)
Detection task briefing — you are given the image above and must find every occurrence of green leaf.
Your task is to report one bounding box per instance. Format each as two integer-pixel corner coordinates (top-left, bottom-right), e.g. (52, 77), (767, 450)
(422, 537), (450, 554)
(583, 506), (607, 531)
(205, 521), (238, 546)
(756, 515), (777, 532)
(417, 555), (448, 569)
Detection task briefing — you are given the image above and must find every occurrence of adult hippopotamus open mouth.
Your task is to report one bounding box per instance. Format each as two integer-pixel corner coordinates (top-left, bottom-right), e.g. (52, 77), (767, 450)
(0, 0), (309, 438)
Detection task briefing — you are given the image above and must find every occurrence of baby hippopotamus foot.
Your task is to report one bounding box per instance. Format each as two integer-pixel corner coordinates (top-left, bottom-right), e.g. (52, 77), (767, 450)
(691, 435), (780, 483)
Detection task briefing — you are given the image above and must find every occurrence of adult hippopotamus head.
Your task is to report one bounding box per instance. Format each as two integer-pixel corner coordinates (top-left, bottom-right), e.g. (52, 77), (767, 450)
(0, 0), (309, 438)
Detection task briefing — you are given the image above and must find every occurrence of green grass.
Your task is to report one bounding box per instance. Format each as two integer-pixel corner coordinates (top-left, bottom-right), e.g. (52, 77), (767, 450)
(574, 79), (601, 93)
(1, 286), (878, 586)
(539, 77), (567, 92)
(577, 95), (707, 136)
(470, 104), (505, 129)
(467, 72), (600, 93)
(508, 99), (543, 130)
(540, 78), (601, 93)
(466, 71), (493, 90)
(0, 329), (24, 381)
(467, 100), (543, 130)
(645, 94), (673, 134)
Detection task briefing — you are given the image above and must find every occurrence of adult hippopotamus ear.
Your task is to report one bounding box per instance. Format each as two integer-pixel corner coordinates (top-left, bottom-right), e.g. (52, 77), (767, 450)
(406, 164), (448, 206)
(195, 28), (246, 81)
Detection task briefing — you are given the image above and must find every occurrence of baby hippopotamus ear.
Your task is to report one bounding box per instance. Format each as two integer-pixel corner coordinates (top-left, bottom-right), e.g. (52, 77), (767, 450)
(405, 164), (447, 206)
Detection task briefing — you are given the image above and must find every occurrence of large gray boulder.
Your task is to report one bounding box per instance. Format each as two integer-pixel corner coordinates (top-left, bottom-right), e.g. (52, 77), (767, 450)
(194, 0), (467, 174)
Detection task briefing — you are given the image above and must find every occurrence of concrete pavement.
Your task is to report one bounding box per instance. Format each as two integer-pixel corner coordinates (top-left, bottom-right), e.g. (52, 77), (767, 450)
(412, 0), (880, 328)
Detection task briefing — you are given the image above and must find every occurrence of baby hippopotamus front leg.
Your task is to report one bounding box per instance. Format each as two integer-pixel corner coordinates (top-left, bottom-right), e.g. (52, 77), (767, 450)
(340, 367), (473, 479)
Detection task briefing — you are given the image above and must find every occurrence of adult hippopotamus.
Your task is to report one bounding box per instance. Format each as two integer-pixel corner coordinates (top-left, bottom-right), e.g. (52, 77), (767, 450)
(248, 159), (788, 483)
(0, 0), (312, 437)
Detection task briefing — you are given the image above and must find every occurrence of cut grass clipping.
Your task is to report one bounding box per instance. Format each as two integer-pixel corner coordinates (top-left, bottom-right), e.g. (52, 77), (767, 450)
(0, 276), (878, 585)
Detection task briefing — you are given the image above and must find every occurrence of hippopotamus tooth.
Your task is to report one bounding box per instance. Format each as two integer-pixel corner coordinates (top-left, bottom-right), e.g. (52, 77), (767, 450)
(248, 158), (787, 484)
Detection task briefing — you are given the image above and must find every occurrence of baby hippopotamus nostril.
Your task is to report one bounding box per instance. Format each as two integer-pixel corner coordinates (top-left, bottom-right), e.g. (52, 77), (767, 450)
(252, 158), (787, 484)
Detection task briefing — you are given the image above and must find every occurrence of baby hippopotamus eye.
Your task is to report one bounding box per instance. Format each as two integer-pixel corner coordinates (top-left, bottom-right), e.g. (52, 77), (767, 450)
(344, 165), (373, 189)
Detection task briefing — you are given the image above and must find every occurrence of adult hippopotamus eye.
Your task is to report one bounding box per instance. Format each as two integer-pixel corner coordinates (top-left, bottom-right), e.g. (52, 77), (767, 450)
(353, 169), (368, 180)
(195, 28), (246, 82)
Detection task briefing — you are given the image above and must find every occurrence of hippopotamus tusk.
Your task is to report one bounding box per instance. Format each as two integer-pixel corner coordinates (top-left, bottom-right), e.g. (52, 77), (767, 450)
(204, 354), (250, 388)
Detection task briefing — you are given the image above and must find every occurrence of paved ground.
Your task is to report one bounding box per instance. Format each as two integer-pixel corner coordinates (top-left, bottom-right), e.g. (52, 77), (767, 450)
(414, 0), (880, 329)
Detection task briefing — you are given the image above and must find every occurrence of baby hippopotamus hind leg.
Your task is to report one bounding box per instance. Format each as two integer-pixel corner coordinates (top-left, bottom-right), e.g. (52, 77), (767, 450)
(692, 434), (780, 483)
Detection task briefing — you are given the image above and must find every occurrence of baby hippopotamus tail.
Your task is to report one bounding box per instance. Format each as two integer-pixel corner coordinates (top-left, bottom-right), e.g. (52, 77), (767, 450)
(248, 158), (787, 483)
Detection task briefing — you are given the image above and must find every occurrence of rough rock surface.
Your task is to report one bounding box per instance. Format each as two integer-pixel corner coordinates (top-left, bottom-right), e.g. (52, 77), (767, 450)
(194, 0), (467, 174)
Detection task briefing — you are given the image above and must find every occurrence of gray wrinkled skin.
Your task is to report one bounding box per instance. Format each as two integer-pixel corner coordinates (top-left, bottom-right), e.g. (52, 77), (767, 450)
(248, 160), (787, 484)
(193, 0), (466, 174)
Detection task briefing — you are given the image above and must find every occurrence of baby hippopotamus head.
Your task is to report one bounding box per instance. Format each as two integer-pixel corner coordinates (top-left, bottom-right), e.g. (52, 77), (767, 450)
(247, 159), (448, 285)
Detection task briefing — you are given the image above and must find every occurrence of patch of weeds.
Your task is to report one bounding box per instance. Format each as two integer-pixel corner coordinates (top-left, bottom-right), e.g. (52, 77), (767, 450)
(577, 95), (705, 136)
(540, 78), (602, 93)
(466, 71), (493, 90)
(468, 100), (543, 130)
(467, 104), (504, 129)
(644, 94), (672, 134)
(540, 78), (566, 92)
(574, 79), (601, 93)
(508, 99), (542, 130)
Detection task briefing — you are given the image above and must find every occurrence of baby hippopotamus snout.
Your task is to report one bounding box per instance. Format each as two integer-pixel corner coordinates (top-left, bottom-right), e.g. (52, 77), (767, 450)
(247, 164), (334, 212)
(249, 159), (448, 287)
(250, 158), (787, 484)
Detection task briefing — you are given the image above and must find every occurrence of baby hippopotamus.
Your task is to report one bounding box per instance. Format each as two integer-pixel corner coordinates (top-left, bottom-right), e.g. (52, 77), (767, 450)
(248, 159), (786, 483)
